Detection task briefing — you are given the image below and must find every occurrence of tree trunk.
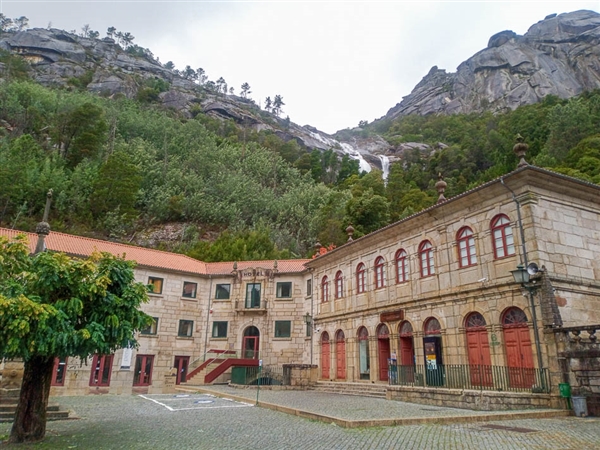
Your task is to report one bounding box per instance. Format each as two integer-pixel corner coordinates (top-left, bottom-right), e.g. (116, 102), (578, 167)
(9, 355), (54, 443)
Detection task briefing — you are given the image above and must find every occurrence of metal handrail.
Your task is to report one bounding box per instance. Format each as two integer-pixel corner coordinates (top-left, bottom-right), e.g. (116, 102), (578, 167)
(388, 362), (550, 393)
(189, 349), (240, 372)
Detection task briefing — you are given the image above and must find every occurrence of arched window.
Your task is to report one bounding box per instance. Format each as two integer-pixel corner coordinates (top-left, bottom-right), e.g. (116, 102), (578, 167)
(374, 257), (386, 289)
(395, 249), (408, 283)
(457, 226), (477, 267)
(491, 214), (515, 259)
(465, 312), (487, 329)
(335, 271), (344, 299)
(321, 276), (329, 302)
(399, 321), (413, 336)
(377, 323), (390, 338)
(356, 263), (366, 294)
(502, 307), (528, 326)
(424, 317), (441, 335)
(419, 240), (435, 277)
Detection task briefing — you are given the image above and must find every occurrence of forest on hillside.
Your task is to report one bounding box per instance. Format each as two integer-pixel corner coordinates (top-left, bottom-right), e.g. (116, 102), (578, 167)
(1, 65), (599, 261)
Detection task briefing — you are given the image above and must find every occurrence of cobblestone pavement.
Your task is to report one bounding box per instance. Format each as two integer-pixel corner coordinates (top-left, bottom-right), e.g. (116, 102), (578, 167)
(1, 393), (599, 449)
(192, 385), (564, 422)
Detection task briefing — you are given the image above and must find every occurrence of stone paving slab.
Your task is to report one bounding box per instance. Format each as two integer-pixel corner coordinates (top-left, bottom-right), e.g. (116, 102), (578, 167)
(183, 385), (569, 427)
(0, 395), (598, 449)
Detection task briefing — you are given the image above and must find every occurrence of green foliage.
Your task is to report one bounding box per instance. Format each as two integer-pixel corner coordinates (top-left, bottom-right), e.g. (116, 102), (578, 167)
(0, 49), (30, 80)
(185, 227), (289, 262)
(67, 70), (94, 90)
(0, 234), (151, 360)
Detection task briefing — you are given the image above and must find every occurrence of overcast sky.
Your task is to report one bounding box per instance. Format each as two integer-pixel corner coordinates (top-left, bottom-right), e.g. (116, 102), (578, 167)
(2, 1), (599, 134)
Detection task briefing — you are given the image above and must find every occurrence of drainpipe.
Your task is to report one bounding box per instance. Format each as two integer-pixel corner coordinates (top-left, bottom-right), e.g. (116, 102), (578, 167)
(500, 177), (545, 371)
(203, 275), (213, 362)
(310, 268), (315, 366)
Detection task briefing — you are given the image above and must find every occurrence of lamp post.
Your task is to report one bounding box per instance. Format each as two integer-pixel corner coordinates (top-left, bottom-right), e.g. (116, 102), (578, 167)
(510, 264), (545, 375)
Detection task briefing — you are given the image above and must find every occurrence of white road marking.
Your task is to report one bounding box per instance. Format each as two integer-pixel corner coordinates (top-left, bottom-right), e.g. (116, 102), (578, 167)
(139, 394), (253, 412)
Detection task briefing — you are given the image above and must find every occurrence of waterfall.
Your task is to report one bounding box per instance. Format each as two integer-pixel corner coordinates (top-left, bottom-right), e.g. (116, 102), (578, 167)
(339, 143), (371, 173)
(378, 155), (390, 183)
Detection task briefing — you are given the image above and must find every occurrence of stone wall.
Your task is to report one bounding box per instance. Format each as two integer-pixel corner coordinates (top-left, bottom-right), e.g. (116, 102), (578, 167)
(387, 385), (557, 411)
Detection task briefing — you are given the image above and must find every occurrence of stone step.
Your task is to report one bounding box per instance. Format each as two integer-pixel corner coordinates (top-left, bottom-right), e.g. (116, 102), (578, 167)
(0, 404), (67, 423)
(311, 388), (387, 397)
(0, 403), (61, 413)
(0, 409), (70, 423)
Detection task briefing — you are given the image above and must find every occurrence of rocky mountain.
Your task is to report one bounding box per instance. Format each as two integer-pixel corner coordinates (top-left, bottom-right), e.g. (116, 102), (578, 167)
(0, 27), (390, 171)
(2, 10), (600, 172)
(383, 10), (600, 121)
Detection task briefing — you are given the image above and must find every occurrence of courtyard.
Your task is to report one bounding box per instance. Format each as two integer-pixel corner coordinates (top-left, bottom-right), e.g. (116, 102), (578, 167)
(1, 389), (599, 449)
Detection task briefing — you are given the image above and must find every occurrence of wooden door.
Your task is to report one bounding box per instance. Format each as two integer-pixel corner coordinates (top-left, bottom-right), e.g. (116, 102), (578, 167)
(466, 329), (492, 386)
(503, 326), (534, 387)
(378, 338), (391, 381)
(243, 336), (259, 359)
(321, 333), (330, 379)
(399, 336), (415, 383)
(336, 338), (346, 379)
(174, 356), (189, 385)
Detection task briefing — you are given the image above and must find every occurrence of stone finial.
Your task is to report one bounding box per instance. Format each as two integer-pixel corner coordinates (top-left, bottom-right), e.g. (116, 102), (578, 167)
(346, 224), (355, 242)
(34, 189), (53, 254)
(513, 134), (529, 168)
(435, 173), (447, 204)
(273, 260), (278, 270)
(233, 261), (238, 270)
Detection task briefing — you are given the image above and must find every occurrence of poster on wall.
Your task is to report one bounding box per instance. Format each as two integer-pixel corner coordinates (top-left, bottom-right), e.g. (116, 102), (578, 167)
(424, 341), (437, 370)
(120, 347), (133, 369)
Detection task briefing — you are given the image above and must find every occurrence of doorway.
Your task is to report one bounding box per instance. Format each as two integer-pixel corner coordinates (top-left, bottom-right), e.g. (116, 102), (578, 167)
(377, 324), (391, 381)
(502, 307), (535, 387)
(465, 312), (492, 386)
(173, 356), (189, 385)
(321, 332), (330, 379)
(423, 317), (443, 386)
(335, 330), (346, 380)
(242, 326), (260, 359)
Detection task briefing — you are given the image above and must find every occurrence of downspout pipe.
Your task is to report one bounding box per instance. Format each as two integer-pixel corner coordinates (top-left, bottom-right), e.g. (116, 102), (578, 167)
(500, 177), (545, 371)
(204, 275), (213, 362)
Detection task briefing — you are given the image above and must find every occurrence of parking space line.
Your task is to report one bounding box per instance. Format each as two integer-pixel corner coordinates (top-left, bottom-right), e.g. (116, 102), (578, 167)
(139, 394), (254, 412)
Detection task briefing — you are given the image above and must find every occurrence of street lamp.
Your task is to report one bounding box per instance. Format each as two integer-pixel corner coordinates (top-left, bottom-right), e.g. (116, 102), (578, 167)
(510, 264), (531, 285)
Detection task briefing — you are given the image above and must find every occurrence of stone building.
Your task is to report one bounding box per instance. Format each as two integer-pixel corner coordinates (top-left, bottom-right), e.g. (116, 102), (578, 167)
(1, 160), (599, 411)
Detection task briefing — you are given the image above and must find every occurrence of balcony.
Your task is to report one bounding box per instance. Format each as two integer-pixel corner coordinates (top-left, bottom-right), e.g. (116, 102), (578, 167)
(234, 299), (267, 314)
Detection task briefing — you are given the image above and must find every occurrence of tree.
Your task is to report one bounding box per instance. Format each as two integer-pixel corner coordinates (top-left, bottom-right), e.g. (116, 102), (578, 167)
(14, 16), (29, 31)
(106, 26), (116, 39)
(196, 68), (207, 84)
(183, 65), (197, 81)
(264, 96), (272, 112)
(0, 235), (151, 443)
(121, 32), (135, 48)
(0, 14), (13, 34)
(164, 61), (175, 70)
(240, 82), (251, 99)
(273, 94), (285, 116)
(216, 77), (226, 95)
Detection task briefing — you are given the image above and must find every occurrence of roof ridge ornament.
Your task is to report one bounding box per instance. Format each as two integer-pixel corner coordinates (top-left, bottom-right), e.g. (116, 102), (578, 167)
(34, 189), (53, 254)
(435, 173), (447, 204)
(513, 134), (529, 168)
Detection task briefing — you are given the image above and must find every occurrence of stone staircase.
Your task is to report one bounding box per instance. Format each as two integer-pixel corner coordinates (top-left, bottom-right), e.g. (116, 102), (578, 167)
(309, 381), (388, 399)
(0, 390), (70, 423)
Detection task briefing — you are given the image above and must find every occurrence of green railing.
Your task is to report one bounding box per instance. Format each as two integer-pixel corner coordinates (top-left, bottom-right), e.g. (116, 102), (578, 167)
(231, 365), (288, 386)
(388, 362), (549, 393)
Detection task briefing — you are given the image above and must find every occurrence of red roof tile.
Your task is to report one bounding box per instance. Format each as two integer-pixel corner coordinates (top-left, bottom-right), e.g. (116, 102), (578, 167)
(0, 228), (309, 275)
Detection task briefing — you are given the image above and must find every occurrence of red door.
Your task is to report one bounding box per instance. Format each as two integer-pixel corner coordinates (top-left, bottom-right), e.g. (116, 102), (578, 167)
(321, 333), (330, 379)
(503, 326), (535, 387)
(336, 332), (346, 379)
(378, 338), (390, 381)
(466, 329), (492, 386)
(243, 336), (259, 359)
(174, 356), (189, 385)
